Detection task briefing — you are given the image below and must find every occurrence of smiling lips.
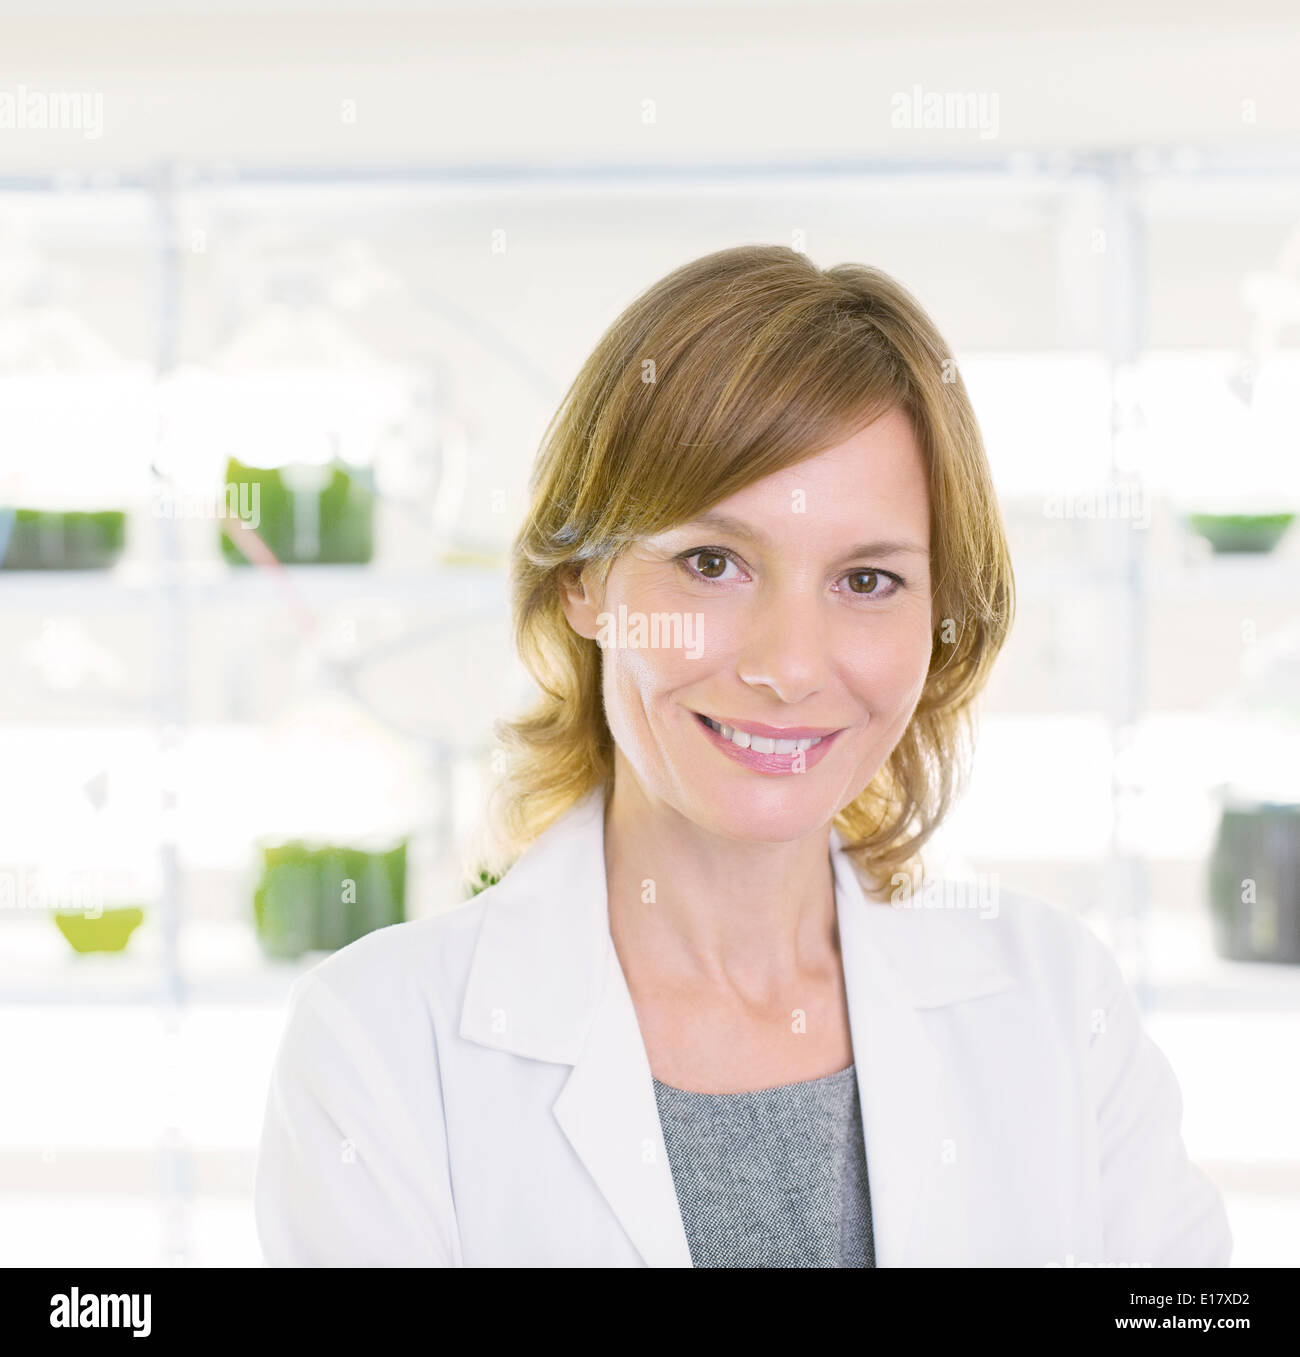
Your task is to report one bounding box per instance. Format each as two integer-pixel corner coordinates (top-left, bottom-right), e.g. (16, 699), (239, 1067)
(692, 710), (843, 774)
(697, 713), (830, 753)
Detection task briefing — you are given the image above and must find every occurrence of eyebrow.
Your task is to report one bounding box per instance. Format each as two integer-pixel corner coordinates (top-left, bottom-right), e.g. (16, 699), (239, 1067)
(680, 510), (930, 561)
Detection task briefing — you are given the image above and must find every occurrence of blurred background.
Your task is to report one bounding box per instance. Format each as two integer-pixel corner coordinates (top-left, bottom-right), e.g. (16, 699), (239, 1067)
(1, 0), (1299, 1267)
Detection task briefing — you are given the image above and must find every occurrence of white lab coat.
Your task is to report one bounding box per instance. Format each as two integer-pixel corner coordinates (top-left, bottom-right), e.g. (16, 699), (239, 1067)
(254, 786), (1233, 1267)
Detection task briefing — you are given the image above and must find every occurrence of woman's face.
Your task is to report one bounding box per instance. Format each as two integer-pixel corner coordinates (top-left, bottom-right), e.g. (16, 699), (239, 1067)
(561, 405), (934, 844)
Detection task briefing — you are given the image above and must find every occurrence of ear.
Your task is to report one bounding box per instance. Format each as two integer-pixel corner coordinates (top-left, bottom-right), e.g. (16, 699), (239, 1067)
(557, 562), (604, 642)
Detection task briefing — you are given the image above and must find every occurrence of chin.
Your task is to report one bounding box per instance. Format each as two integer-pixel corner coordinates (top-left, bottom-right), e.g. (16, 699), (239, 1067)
(679, 787), (838, 847)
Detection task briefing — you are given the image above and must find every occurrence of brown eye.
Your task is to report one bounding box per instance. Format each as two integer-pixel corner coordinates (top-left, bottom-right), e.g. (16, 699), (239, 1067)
(694, 552), (728, 579)
(847, 570), (881, 594)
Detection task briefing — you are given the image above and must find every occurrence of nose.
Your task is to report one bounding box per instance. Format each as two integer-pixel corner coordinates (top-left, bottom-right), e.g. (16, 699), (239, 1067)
(735, 586), (832, 705)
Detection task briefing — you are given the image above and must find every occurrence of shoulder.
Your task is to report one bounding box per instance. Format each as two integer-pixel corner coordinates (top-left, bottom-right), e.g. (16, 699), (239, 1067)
(285, 892), (491, 1041)
(979, 881), (1108, 973)
(857, 871), (1112, 1004)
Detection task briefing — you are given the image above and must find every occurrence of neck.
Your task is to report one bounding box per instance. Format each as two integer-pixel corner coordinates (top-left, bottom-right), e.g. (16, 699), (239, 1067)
(602, 760), (840, 1001)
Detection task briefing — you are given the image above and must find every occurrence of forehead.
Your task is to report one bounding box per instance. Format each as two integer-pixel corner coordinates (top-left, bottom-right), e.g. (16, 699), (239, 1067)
(685, 408), (929, 539)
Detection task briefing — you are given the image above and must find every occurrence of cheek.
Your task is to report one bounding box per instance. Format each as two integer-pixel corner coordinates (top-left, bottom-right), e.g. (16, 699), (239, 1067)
(842, 612), (933, 708)
(603, 640), (694, 736)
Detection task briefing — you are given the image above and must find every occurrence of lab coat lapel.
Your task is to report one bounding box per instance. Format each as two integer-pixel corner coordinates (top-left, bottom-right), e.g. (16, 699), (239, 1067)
(460, 785), (693, 1266)
(831, 834), (1018, 1266)
(833, 851), (935, 1266)
(551, 938), (695, 1268)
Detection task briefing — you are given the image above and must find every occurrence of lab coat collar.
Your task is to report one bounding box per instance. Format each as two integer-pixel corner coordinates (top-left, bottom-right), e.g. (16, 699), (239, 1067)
(460, 784), (1018, 1267)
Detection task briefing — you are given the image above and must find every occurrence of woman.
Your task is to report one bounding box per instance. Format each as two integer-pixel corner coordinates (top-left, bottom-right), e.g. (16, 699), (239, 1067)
(254, 244), (1232, 1268)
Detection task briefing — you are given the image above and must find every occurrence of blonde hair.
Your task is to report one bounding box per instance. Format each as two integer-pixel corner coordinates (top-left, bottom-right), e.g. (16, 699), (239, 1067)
(468, 243), (1014, 901)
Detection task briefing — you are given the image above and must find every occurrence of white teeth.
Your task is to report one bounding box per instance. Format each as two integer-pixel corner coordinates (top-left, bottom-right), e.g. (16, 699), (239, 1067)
(702, 715), (823, 754)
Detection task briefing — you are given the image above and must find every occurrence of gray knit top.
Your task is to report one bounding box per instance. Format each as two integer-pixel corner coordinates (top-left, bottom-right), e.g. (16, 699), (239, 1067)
(651, 1063), (876, 1268)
